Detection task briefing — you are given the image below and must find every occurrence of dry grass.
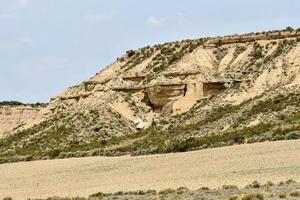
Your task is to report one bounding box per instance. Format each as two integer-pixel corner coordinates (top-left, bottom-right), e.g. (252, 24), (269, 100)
(0, 140), (299, 199)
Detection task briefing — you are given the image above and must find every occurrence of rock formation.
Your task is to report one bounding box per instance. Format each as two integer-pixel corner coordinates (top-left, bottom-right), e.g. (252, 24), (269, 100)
(0, 105), (45, 137)
(1, 28), (300, 160)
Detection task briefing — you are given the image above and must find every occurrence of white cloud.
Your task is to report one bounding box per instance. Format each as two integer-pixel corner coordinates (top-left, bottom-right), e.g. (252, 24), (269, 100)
(146, 16), (168, 26)
(83, 12), (116, 25)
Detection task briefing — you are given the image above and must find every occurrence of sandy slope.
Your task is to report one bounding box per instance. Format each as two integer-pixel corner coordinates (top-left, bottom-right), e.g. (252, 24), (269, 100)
(0, 140), (300, 199)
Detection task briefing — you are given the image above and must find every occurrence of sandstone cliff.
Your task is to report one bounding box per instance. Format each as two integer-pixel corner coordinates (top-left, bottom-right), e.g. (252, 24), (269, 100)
(1, 29), (300, 161)
(0, 105), (44, 137)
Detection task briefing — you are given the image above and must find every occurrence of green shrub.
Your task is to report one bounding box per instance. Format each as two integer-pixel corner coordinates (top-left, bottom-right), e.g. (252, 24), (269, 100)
(222, 185), (238, 190)
(176, 187), (190, 194)
(0, 101), (23, 106)
(126, 50), (135, 57)
(241, 193), (264, 200)
(278, 192), (286, 198)
(47, 149), (61, 159)
(199, 187), (210, 191)
(285, 131), (300, 140)
(159, 188), (176, 195)
(265, 181), (274, 187)
(250, 42), (264, 60)
(285, 26), (294, 31)
(289, 191), (300, 197)
(229, 196), (239, 200)
(251, 181), (261, 188)
(89, 192), (105, 198)
(285, 179), (296, 184)
(0, 101), (45, 107)
(234, 46), (247, 58)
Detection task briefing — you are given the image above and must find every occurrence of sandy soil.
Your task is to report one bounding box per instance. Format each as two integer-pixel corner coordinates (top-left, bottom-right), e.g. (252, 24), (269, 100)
(0, 140), (299, 199)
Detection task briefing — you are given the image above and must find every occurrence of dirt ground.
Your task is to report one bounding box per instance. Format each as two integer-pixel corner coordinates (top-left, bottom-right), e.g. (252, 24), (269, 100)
(0, 140), (299, 199)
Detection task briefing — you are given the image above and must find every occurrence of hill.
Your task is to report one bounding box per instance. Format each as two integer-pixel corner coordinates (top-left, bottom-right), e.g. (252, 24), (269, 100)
(0, 28), (300, 162)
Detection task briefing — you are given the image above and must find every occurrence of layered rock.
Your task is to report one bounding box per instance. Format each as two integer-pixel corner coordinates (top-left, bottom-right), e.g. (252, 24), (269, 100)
(0, 105), (44, 137)
(1, 29), (300, 157)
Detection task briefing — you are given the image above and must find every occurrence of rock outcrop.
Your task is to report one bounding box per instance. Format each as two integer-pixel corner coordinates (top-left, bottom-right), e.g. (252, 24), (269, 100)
(0, 105), (45, 137)
(1, 28), (300, 159)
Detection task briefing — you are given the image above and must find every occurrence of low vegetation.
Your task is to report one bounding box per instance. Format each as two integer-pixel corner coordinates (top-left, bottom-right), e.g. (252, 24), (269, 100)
(0, 101), (46, 107)
(0, 91), (300, 163)
(250, 42), (264, 60)
(19, 180), (299, 200)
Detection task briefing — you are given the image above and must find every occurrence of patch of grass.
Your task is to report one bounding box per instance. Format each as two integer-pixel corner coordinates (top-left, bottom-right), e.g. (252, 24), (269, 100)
(213, 47), (228, 61)
(158, 188), (176, 195)
(233, 45), (247, 58)
(222, 185), (238, 190)
(289, 191), (300, 197)
(249, 42), (264, 60)
(285, 179), (297, 184)
(241, 193), (264, 200)
(229, 196), (239, 200)
(264, 39), (296, 64)
(278, 192), (287, 198)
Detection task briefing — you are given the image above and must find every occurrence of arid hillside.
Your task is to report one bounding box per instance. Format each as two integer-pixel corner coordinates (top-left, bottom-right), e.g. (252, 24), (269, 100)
(0, 28), (300, 162)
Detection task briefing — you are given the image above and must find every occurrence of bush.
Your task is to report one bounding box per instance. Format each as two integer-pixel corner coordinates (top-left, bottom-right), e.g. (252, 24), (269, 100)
(199, 187), (210, 191)
(242, 193), (264, 200)
(47, 149), (61, 159)
(251, 181), (261, 188)
(265, 181), (274, 187)
(285, 131), (300, 140)
(126, 50), (135, 57)
(278, 192), (286, 198)
(285, 26), (294, 31)
(285, 179), (296, 184)
(0, 101), (23, 106)
(145, 190), (157, 195)
(222, 185), (238, 190)
(159, 188), (176, 195)
(289, 191), (300, 197)
(89, 192), (105, 198)
(250, 42), (264, 60)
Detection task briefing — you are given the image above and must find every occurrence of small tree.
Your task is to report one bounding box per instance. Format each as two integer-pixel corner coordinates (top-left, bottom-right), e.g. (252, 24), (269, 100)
(126, 50), (135, 57)
(285, 26), (294, 31)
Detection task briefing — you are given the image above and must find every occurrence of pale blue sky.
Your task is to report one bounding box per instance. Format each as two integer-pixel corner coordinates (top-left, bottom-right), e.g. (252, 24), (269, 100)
(1, 0), (299, 103)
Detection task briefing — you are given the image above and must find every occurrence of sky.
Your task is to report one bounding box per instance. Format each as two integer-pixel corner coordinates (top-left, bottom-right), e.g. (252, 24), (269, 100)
(0, 0), (299, 103)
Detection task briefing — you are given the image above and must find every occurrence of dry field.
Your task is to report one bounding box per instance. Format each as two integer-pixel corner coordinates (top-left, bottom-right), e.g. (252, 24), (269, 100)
(0, 140), (300, 199)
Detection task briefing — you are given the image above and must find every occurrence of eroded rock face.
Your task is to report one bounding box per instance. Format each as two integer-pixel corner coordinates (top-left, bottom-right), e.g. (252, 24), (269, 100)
(146, 84), (187, 109)
(203, 82), (227, 96)
(0, 105), (43, 137)
(3, 29), (300, 150)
